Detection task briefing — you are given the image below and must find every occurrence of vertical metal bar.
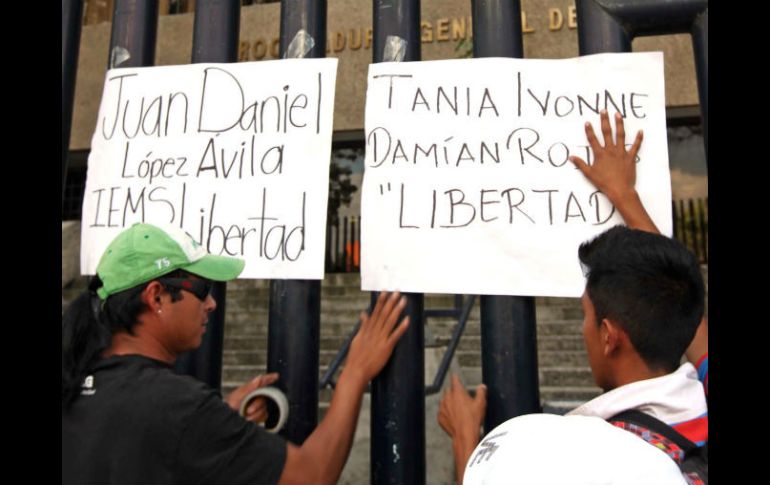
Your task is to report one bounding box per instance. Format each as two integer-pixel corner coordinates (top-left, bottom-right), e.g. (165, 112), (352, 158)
(268, 279), (321, 443)
(343, 216), (349, 271)
(356, 215), (362, 271)
(279, 0), (326, 59)
(173, 0), (240, 391)
(575, 0), (632, 55)
(688, 199), (698, 260)
(472, 0), (541, 432)
(191, 0), (239, 63)
(704, 197), (708, 263)
(574, 0), (708, 212)
(480, 297), (540, 422)
(697, 198), (707, 263)
(335, 218), (341, 271)
(107, 0), (159, 69)
(371, 2), (425, 483)
(679, 199), (687, 249)
(267, 0), (326, 445)
(326, 219), (333, 271)
(370, 288), (425, 485)
(691, 9), (708, 162)
(62, 0), (84, 203)
(671, 200), (679, 242)
(471, 0), (523, 58)
(351, 216), (357, 271)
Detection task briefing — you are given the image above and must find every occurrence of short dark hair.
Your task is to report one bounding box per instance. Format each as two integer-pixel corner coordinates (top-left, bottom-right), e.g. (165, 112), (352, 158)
(578, 226), (704, 372)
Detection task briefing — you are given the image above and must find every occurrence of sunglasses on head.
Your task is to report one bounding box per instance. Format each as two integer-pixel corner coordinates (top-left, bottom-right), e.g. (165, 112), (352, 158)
(157, 277), (213, 301)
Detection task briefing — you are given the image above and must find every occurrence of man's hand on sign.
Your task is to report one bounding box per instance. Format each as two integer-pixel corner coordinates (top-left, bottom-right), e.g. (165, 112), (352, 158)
(345, 291), (410, 385)
(569, 110), (659, 234)
(568, 109), (642, 203)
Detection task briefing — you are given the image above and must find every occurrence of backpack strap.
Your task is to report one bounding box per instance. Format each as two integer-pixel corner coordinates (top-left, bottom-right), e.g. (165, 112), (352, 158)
(609, 410), (707, 485)
(608, 410), (698, 463)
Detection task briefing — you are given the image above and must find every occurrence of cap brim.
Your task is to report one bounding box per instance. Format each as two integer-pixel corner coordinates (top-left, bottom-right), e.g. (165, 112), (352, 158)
(184, 254), (245, 281)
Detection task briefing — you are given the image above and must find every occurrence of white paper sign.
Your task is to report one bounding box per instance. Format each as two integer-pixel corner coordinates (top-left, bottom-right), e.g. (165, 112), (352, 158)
(81, 59), (338, 279)
(362, 53), (670, 297)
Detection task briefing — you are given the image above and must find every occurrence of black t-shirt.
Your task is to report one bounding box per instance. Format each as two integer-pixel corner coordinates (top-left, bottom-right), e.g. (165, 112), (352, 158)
(62, 355), (287, 485)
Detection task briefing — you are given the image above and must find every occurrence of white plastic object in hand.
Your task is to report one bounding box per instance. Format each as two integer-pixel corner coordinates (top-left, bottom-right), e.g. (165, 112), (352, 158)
(239, 386), (289, 433)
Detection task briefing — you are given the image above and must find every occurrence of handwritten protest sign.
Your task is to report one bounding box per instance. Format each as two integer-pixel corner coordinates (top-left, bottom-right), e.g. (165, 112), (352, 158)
(362, 53), (670, 297)
(80, 59), (338, 280)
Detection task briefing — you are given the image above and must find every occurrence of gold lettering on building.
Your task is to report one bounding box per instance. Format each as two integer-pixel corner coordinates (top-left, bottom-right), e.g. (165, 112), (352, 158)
(349, 29), (363, 50)
(568, 5), (577, 29)
(334, 30), (346, 52)
(239, 41), (249, 61)
(366, 27), (373, 49)
(253, 39), (267, 59)
(436, 18), (450, 41)
(549, 8), (563, 31)
(451, 17), (467, 40)
(237, 5), (581, 61)
(421, 21), (434, 42)
(522, 12), (535, 33)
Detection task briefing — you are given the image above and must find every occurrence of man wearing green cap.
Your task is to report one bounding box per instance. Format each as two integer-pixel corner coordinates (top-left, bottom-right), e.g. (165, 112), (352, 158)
(62, 223), (410, 485)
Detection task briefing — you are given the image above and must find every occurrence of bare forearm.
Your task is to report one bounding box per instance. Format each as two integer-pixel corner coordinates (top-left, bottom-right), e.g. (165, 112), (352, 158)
(452, 434), (479, 485)
(279, 291), (409, 485)
(610, 190), (659, 234)
(287, 367), (367, 485)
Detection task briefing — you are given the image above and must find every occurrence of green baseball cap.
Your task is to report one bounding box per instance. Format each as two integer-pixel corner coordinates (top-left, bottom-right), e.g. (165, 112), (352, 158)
(95, 223), (245, 299)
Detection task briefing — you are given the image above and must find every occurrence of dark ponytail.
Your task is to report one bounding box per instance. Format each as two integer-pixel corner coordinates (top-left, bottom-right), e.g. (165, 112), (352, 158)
(62, 277), (110, 408)
(62, 276), (155, 409)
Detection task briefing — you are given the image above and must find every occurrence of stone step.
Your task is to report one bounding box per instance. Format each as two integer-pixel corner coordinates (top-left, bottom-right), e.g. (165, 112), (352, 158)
(219, 382), (602, 413)
(223, 310), (366, 325)
(222, 319), (583, 339)
(450, 335), (584, 352)
(541, 367), (595, 387)
(222, 334), (584, 355)
(223, 336), (267, 351)
(226, 273), (362, 289)
(430, 319), (582, 338)
(222, 351), (267, 367)
(535, 336), (586, 351)
(222, 344), (589, 371)
(223, 365), (288, 384)
(222, 338), (587, 369)
(428, 327), (579, 343)
(454, 350), (588, 368)
(222, 359), (356, 384)
(223, 317), (357, 333)
(459, 366), (595, 387)
(222, 315), (581, 333)
(223, 346), (347, 366)
(219, 294), (581, 308)
(219, 298), (583, 328)
(539, 386), (602, 402)
(536, 297), (582, 307)
(224, 334), (351, 349)
(222, 298), (583, 325)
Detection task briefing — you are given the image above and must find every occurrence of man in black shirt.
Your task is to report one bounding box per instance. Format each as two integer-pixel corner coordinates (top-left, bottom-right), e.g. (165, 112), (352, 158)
(63, 223), (410, 485)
